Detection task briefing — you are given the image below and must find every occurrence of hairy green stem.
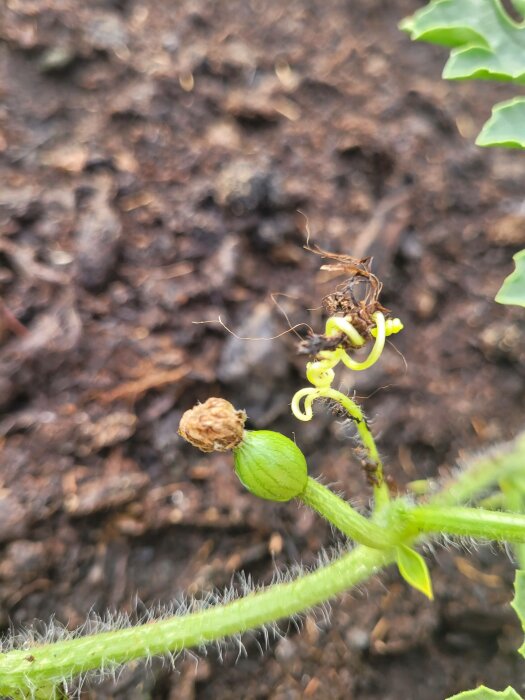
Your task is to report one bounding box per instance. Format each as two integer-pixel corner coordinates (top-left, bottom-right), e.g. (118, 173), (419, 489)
(404, 505), (525, 543)
(500, 478), (525, 568)
(0, 546), (393, 695)
(431, 434), (525, 507)
(1, 433), (524, 696)
(313, 388), (390, 509)
(300, 480), (525, 547)
(300, 477), (397, 548)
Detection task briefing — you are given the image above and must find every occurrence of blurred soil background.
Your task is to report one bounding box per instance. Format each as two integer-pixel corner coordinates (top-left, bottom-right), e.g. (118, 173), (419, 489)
(1, 0), (525, 697)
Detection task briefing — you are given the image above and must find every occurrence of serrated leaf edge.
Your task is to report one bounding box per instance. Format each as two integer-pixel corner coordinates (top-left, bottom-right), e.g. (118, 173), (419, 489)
(445, 687), (523, 699)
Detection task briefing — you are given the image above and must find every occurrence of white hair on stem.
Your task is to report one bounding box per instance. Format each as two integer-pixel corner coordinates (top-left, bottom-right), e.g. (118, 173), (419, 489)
(0, 542), (360, 697)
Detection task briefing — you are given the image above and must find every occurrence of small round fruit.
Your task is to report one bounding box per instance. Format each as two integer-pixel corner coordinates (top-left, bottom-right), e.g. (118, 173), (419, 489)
(233, 430), (308, 502)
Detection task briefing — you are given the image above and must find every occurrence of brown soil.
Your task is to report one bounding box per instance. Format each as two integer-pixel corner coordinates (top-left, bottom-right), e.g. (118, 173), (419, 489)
(1, 1), (524, 698)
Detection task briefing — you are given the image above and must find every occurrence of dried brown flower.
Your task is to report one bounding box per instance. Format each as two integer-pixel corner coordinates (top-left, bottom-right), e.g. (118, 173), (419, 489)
(178, 397), (247, 452)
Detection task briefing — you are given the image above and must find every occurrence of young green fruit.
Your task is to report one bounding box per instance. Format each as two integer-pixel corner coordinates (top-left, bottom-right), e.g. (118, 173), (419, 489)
(178, 399), (308, 502)
(233, 430), (308, 502)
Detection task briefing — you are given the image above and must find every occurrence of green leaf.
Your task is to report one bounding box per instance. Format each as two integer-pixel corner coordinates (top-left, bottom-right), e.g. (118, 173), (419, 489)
(477, 99), (525, 148)
(401, 0), (525, 82)
(446, 687), (523, 700)
(396, 545), (433, 599)
(401, 0), (525, 149)
(495, 249), (525, 307)
(511, 569), (525, 657)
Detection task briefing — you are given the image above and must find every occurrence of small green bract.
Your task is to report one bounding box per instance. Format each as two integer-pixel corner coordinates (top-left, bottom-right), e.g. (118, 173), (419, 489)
(233, 430), (308, 502)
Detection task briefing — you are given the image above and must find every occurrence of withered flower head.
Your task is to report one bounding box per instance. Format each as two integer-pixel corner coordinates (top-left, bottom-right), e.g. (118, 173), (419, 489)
(178, 397), (247, 452)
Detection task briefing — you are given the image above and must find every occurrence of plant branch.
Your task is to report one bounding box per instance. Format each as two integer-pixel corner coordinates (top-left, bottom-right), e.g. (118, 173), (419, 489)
(300, 477), (397, 548)
(403, 505), (525, 543)
(0, 546), (393, 695)
(1, 433), (524, 696)
(430, 433), (525, 507)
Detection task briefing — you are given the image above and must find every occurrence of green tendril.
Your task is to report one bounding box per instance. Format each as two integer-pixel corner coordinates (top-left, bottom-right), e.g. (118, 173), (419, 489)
(291, 311), (403, 509)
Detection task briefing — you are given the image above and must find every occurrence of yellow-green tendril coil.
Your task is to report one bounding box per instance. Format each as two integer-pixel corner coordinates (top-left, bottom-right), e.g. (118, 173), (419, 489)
(291, 311), (403, 507)
(372, 317), (404, 338)
(292, 311), (402, 405)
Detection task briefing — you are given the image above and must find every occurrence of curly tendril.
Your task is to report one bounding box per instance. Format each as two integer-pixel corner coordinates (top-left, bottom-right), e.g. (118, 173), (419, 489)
(291, 311), (403, 509)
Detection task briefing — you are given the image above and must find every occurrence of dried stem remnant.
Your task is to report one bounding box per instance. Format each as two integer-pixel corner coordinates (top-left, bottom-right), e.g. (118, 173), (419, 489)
(298, 245), (389, 355)
(178, 397), (246, 452)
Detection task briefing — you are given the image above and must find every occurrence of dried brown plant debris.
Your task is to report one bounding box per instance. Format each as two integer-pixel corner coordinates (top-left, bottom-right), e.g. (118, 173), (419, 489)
(298, 245), (389, 357)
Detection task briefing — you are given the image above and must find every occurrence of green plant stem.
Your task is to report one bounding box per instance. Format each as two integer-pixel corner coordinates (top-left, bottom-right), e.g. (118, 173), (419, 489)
(478, 492), (508, 510)
(315, 387), (390, 509)
(430, 434), (525, 507)
(300, 482), (525, 547)
(0, 546), (394, 695)
(500, 478), (525, 568)
(300, 477), (397, 549)
(404, 505), (525, 543)
(1, 433), (524, 696)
